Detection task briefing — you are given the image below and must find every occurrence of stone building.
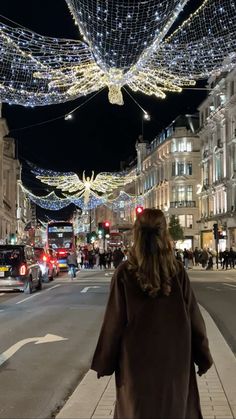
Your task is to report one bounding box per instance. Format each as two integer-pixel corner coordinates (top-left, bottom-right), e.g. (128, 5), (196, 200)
(0, 106), (32, 244)
(136, 115), (201, 250)
(198, 68), (236, 251)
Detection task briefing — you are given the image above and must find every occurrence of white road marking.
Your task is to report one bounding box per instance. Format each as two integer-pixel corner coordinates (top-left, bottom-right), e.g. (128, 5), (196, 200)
(0, 309), (4, 312)
(46, 284), (61, 291)
(0, 334), (68, 367)
(16, 293), (40, 304)
(206, 286), (221, 291)
(16, 284), (62, 304)
(0, 293), (5, 296)
(223, 283), (236, 289)
(81, 286), (100, 293)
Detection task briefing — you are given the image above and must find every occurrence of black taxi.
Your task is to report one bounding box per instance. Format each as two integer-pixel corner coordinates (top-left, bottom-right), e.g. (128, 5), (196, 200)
(0, 245), (42, 293)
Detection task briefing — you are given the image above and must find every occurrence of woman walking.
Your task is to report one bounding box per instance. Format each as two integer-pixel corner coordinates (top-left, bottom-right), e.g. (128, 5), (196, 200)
(91, 209), (213, 419)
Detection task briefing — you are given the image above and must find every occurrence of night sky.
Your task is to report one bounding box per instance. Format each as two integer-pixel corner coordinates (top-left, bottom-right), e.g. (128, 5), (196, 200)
(1, 0), (207, 219)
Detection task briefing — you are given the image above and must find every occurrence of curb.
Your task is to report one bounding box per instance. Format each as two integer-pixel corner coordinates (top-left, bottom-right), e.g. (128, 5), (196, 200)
(56, 370), (111, 419)
(200, 305), (236, 417)
(57, 307), (236, 419)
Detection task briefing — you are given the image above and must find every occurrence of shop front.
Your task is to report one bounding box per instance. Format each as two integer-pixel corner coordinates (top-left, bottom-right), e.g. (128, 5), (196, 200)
(176, 236), (193, 250)
(201, 230), (214, 251)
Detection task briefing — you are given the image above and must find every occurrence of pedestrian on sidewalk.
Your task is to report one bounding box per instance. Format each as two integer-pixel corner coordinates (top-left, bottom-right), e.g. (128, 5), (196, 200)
(91, 208), (213, 419)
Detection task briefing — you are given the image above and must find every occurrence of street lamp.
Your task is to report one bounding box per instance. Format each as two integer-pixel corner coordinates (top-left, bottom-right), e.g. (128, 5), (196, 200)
(64, 113), (73, 121)
(142, 111), (151, 139)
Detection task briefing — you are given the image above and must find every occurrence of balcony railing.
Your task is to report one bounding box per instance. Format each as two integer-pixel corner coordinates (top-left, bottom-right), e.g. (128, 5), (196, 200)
(170, 201), (196, 208)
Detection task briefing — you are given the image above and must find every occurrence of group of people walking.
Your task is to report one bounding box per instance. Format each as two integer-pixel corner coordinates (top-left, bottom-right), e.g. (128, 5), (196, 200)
(67, 246), (126, 277)
(175, 246), (236, 271)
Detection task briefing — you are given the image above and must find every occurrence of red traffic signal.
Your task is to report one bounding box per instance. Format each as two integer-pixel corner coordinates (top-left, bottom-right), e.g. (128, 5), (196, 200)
(104, 221), (110, 227)
(135, 206), (144, 216)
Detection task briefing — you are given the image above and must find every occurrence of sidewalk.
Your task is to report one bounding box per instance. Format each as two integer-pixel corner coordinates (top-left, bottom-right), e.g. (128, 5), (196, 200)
(57, 307), (236, 419)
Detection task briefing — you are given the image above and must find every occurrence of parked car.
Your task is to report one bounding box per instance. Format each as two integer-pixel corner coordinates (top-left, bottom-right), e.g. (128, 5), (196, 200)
(0, 245), (42, 294)
(34, 247), (58, 282)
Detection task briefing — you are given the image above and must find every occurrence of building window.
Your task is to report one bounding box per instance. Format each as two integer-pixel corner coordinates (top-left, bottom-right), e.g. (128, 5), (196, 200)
(186, 162), (192, 175)
(215, 156), (222, 181)
(172, 162), (176, 176)
(178, 185), (185, 201)
(230, 80), (235, 97)
(120, 211), (125, 219)
(177, 162), (185, 175)
(178, 140), (185, 152)
(186, 141), (192, 152)
(186, 185), (193, 201)
(186, 215), (193, 228)
(171, 141), (177, 153)
(178, 215), (185, 227)
(172, 187), (176, 201)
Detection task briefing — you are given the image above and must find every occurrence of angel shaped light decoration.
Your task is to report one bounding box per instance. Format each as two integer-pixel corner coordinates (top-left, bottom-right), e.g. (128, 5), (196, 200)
(31, 164), (136, 205)
(0, 0), (235, 106)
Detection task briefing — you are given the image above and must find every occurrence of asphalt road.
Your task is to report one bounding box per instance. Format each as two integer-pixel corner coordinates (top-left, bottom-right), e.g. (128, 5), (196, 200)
(0, 268), (235, 419)
(0, 272), (109, 419)
(189, 269), (236, 356)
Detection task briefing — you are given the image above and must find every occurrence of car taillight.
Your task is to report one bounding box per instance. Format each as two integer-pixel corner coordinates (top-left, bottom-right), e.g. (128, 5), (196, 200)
(42, 255), (47, 262)
(19, 264), (27, 275)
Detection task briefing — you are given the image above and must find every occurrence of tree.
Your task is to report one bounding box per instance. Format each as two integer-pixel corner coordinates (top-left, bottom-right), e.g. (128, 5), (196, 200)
(168, 215), (184, 242)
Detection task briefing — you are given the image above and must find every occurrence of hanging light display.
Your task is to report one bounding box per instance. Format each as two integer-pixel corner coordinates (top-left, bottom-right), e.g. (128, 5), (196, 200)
(107, 191), (136, 212)
(20, 184), (73, 210)
(0, 0), (235, 106)
(21, 183), (106, 210)
(30, 164), (136, 204)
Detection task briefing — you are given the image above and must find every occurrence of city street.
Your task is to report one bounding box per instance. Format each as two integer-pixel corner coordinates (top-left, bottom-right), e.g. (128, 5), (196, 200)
(190, 269), (236, 356)
(0, 268), (235, 418)
(0, 271), (110, 419)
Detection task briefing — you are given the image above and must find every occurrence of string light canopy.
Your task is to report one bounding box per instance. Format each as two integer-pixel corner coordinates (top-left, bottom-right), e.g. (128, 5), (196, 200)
(21, 183), (106, 210)
(20, 184), (73, 210)
(30, 164), (136, 204)
(0, 0), (235, 106)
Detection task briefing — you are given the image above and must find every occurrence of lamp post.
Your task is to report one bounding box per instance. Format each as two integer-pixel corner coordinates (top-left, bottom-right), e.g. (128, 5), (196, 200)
(141, 112), (151, 140)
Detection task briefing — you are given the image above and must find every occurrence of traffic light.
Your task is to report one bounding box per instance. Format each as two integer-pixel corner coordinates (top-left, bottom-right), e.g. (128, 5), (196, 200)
(87, 232), (97, 243)
(135, 206), (144, 217)
(98, 222), (104, 237)
(213, 223), (218, 240)
(104, 221), (110, 237)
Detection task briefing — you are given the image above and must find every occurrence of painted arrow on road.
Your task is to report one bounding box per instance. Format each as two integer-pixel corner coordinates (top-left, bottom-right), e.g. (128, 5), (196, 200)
(0, 334), (68, 367)
(81, 286), (100, 293)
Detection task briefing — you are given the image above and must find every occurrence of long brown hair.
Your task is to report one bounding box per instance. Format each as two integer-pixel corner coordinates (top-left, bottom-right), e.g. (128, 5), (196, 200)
(128, 208), (178, 297)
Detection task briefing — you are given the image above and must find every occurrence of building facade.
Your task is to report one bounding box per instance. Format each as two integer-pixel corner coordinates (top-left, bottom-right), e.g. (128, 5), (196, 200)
(136, 115), (201, 250)
(0, 106), (32, 244)
(198, 68), (236, 251)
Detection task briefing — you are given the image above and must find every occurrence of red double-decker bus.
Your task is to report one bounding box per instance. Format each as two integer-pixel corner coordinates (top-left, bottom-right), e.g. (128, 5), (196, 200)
(47, 222), (75, 270)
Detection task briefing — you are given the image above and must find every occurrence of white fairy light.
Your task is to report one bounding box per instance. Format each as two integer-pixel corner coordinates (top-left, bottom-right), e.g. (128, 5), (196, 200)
(0, 0), (235, 107)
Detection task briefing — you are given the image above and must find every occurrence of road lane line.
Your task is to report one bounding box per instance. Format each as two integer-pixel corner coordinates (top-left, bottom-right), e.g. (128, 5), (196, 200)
(16, 284), (62, 304)
(206, 286), (221, 291)
(223, 283), (236, 288)
(0, 293), (5, 296)
(16, 293), (40, 304)
(46, 284), (61, 291)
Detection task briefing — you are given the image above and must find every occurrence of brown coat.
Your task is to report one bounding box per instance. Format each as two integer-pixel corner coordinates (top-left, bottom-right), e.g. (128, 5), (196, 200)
(91, 261), (213, 419)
